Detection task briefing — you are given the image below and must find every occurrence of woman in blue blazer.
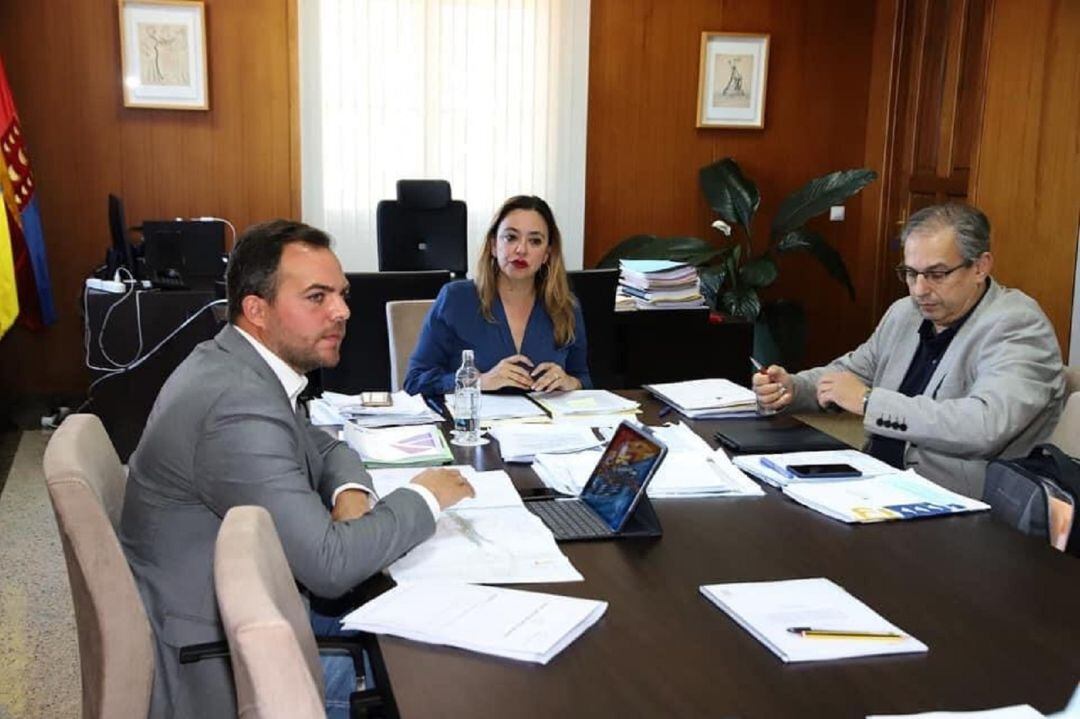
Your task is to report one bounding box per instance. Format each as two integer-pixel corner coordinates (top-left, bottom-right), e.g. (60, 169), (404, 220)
(404, 195), (591, 396)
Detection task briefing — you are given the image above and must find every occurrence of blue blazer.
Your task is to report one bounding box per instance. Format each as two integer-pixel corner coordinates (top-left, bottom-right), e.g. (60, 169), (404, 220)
(404, 280), (592, 396)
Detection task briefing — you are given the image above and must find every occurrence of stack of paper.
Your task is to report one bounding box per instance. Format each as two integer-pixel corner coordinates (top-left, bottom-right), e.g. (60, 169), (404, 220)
(782, 469), (990, 523)
(442, 393), (549, 427)
(531, 423), (764, 498)
(311, 391), (443, 428)
(645, 378), (757, 418)
(699, 577), (928, 662)
(342, 424), (453, 467)
(733, 449), (898, 488)
(374, 467), (582, 584)
(488, 424), (604, 463)
(867, 707), (1046, 718)
(617, 259), (706, 310)
(527, 390), (641, 426)
(341, 583), (607, 665)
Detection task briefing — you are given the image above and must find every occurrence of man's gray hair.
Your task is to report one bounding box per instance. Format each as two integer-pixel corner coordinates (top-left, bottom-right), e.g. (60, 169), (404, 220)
(900, 204), (991, 262)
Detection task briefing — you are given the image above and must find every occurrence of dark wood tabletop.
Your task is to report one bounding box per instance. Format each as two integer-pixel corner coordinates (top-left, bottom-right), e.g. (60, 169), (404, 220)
(373, 391), (1080, 719)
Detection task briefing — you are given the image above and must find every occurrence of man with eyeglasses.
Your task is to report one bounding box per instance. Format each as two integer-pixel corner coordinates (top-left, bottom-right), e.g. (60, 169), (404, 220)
(753, 203), (1065, 498)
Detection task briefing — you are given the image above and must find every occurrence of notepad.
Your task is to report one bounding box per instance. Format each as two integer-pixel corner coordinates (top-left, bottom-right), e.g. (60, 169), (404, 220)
(699, 578), (927, 663)
(341, 583), (607, 665)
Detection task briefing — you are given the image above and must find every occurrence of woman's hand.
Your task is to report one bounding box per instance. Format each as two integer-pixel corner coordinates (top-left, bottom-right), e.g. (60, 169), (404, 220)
(480, 354), (535, 391)
(530, 362), (582, 392)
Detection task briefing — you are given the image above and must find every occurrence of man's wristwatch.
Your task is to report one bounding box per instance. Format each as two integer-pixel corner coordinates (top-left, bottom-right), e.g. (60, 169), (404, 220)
(861, 387), (873, 415)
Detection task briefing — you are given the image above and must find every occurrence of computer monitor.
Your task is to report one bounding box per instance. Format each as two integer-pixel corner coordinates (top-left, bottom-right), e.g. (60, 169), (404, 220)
(107, 194), (139, 280)
(141, 220), (227, 289)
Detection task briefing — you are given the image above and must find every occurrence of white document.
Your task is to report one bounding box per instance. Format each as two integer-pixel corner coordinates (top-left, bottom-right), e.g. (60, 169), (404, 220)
(867, 707), (1045, 719)
(700, 578), (927, 663)
(782, 469), (990, 523)
(733, 449), (898, 488)
(369, 466), (524, 511)
(645, 378), (757, 418)
(341, 582), (607, 664)
(528, 390), (640, 417)
(342, 423), (452, 467)
(385, 506), (582, 584)
(488, 424), (604, 463)
(443, 393), (549, 425)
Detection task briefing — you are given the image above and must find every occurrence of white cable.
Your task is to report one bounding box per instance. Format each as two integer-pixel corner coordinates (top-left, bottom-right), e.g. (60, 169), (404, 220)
(194, 216), (237, 246)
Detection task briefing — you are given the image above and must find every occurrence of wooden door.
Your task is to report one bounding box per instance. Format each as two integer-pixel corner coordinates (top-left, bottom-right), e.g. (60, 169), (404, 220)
(875, 0), (994, 314)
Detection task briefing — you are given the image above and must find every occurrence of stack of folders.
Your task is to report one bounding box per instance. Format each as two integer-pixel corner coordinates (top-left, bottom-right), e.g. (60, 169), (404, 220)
(341, 583), (607, 665)
(342, 424), (453, 468)
(442, 392), (549, 427)
(368, 466), (582, 584)
(699, 578), (928, 662)
(616, 259), (706, 310)
(527, 389), (641, 425)
(532, 423), (763, 498)
(310, 391), (443, 428)
(645, 378), (758, 419)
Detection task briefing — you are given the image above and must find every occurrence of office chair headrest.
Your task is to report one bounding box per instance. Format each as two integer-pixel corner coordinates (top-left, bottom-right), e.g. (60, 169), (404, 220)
(397, 179), (452, 209)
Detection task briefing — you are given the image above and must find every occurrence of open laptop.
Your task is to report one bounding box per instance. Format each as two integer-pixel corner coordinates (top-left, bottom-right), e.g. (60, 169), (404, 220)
(524, 421), (667, 542)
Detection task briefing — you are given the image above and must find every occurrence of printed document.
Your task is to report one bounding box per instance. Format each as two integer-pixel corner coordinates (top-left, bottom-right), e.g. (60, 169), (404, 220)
(443, 393), (549, 426)
(527, 390), (640, 417)
(341, 582), (607, 664)
(369, 466), (524, 511)
(312, 391), (442, 427)
(342, 423), (453, 467)
(782, 469), (990, 523)
(645, 379), (757, 418)
(700, 577), (927, 662)
(488, 424), (604, 463)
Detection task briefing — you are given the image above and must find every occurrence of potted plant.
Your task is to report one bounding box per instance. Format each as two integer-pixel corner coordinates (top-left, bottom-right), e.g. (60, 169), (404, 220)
(597, 157), (877, 367)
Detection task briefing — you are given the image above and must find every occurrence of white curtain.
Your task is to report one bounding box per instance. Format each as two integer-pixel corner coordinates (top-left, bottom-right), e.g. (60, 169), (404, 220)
(299, 0), (591, 273)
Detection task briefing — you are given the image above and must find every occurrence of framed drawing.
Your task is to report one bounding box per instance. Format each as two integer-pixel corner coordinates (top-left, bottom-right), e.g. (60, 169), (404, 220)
(696, 33), (769, 129)
(119, 0), (209, 110)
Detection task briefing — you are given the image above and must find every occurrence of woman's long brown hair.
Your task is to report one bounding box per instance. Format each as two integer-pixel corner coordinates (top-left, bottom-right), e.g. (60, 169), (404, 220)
(474, 195), (576, 347)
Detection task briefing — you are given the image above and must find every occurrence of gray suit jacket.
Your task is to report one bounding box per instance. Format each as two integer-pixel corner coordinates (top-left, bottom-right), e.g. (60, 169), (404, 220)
(788, 280), (1065, 497)
(120, 324), (435, 718)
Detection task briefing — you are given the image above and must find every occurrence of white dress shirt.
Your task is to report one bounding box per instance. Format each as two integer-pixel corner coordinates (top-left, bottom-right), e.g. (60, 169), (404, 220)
(233, 325), (440, 520)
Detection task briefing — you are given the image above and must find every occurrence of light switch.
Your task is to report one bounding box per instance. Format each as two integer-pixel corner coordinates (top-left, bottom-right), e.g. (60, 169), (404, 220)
(829, 205), (845, 222)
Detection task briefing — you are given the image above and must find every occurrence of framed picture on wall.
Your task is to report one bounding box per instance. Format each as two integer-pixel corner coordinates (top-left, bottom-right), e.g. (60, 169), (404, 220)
(696, 32), (769, 129)
(118, 0), (209, 110)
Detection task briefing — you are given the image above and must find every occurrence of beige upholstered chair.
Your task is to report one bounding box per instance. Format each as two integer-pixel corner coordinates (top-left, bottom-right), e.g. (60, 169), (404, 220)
(42, 413), (155, 719)
(1065, 365), (1080, 396)
(215, 506), (326, 719)
(1049, 392), (1080, 457)
(386, 299), (435, 392)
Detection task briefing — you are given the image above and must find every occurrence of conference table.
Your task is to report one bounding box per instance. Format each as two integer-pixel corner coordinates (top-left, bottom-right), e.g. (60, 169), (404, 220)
(365, 391), (1080, 718)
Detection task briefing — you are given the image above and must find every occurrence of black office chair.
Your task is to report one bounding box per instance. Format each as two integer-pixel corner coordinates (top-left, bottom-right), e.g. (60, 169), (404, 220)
(376, 180), (468, 277)
(567, 269), (620, 389)
(321, 271), (453, 394)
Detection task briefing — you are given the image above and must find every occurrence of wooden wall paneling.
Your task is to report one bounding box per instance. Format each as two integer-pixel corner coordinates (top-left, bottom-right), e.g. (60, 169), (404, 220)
(0, 0), (297, 398)
(972, 0), (1080, 355)
(585, 0), (879, 367)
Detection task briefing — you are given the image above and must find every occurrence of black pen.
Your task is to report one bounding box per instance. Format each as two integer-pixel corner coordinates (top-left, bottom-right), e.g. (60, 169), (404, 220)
(658, 404), (673, 418)
(423, 396), (446, 418)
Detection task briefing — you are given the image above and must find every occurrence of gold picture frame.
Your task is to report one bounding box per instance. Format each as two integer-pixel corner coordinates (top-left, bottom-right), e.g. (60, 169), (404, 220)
(696, 32), (769, 129)
(119, 0), (209, 110)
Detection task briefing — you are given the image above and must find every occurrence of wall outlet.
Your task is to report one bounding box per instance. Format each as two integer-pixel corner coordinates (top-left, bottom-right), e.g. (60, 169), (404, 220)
(829, 205), (846, 222)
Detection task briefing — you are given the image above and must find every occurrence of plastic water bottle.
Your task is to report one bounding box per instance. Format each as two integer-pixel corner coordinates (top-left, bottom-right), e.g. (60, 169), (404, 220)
(452, 349), (483, 446)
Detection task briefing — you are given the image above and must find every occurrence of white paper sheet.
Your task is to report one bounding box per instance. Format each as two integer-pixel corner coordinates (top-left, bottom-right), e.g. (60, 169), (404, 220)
(700, 577), (927, 663)
(369, 466), (524, 511)
(488, 424), (604, 463)
(733, 449), (899, 488)
(341, 582), (607, 664)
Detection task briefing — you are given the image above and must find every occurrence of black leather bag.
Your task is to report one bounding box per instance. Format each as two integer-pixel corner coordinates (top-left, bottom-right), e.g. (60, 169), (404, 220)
(983, 444), (1080, 557)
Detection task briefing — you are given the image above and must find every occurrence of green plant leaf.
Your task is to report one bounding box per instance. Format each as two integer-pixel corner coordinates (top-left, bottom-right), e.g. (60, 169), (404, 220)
(699, 158), (760, 236)
(719, 287), (761, 320)
(595, 234), (721, 268)
(771, 168), (877, 236)
(698, 265), (727, 308)
(775, 229), (856, 300)
(738, 256), (778, 289)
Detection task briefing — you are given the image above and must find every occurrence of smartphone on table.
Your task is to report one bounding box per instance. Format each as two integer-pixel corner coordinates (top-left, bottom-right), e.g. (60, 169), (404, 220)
(785, 463), (862, 479)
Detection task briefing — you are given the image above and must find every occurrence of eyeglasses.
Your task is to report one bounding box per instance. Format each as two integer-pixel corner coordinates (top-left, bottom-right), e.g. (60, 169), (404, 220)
(894, 261), (972, 285)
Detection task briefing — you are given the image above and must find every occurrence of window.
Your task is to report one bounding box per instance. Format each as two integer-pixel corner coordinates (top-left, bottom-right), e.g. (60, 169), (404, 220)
(300, 0), (590, 272)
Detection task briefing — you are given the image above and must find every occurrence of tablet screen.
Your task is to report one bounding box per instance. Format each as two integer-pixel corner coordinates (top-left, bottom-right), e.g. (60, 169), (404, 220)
(580, 422), (666, 531)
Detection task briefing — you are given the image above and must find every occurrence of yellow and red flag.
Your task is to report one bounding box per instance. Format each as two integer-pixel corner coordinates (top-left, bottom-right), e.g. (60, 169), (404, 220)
(0, 53), (56, 339)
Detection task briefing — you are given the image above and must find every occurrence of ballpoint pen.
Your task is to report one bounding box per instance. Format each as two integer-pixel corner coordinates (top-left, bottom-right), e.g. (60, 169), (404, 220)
(787, 626), (905, 641)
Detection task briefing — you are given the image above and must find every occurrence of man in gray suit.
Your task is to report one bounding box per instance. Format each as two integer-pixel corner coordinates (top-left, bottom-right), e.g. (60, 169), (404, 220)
(120, 219), (474, 718)
(753, 203), (1065, 498)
